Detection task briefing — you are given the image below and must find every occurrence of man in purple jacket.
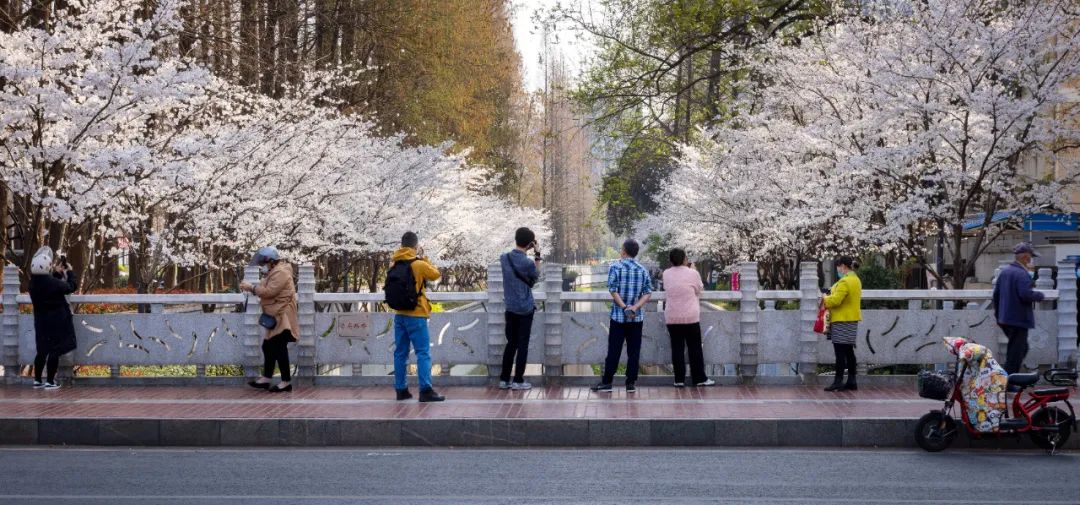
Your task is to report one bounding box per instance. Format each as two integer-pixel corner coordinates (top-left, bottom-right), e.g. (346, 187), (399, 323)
(992, 242), (1046, 377)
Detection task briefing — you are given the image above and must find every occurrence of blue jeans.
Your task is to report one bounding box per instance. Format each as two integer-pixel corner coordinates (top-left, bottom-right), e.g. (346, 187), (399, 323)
(393, 315), (432, 391)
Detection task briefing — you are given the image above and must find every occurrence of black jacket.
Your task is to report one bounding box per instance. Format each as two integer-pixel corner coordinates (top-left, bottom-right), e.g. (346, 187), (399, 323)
(29, 271), (79, 355)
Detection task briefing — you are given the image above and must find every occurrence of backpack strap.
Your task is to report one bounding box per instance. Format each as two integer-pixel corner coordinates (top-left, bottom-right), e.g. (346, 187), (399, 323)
(502, 253), (535, 288)
(400, 258), (422, 296)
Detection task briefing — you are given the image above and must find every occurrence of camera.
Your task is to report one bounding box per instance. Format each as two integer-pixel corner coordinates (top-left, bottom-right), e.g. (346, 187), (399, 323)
(59, 255), (70, 270)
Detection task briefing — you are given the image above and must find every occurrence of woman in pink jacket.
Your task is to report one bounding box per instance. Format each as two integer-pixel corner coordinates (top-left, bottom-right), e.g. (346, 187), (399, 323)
(662, 249), (714, 387)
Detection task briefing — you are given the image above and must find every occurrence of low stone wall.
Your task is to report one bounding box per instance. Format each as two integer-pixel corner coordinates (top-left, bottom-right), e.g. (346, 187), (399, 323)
(2, 261), (1076, 384)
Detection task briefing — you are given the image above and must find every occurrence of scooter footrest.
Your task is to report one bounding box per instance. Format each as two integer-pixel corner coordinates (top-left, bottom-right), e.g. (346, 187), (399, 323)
(999, 418), (1027, 429)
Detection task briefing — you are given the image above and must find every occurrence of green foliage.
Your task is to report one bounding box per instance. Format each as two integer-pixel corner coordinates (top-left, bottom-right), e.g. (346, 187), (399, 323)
(555, 0), (831, 234)
(858, 259), (905, 309)
(645, 233), (672, 268)
(75, 365), (244, 377)
(599, 136), (672, 235)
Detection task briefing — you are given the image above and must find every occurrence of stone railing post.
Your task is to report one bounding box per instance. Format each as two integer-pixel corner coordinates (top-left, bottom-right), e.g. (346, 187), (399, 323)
(1035, 267), (1054, 311)
(738, 262), (760, 382)
(242, 265), (262, 379)
(2, 264), (19, 384)
(1056, 261), (1078, 366)
(797, 262), (820, 381)
(486, 261), (505, 382)
(543, 262), (563, 383)
(296, 264), (316, 383)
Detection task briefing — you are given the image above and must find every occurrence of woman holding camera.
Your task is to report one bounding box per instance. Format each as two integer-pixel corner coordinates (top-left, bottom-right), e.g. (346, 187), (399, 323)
(823, 256), (862, 392)
(240, 246), (299, 393)
(28, 247), (79, 390)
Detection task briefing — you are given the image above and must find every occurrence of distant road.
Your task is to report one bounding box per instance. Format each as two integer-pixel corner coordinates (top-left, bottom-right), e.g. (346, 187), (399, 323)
(1, 447), (1077, 504)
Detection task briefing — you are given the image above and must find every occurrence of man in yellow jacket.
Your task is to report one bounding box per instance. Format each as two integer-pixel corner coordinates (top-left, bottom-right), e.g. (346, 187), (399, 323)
(390, 232), (445, 402)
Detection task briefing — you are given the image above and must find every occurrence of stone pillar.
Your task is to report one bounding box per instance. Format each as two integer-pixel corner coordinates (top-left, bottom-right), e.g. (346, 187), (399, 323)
(738, 262), (759, 382)
(543, 263), (563, 383)
(242, 265), (263, 379)
(1035, 267), (1054, 311)
(1056, 260), (1078, 366)
(486, 261), (505, 382)
(2, 264), (19, 384)
(296, 264), (317, 383)
(797, 262), (820, 380)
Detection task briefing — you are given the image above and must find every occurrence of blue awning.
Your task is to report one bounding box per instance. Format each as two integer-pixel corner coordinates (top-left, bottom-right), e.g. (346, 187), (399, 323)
(1023, 213), (1079, 231)
(962, 211), (1080, 232)
(961, 210), (1017, 231)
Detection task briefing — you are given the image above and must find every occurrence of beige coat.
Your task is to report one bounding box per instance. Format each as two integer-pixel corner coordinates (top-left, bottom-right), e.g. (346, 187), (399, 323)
(254, 262), (300, 340)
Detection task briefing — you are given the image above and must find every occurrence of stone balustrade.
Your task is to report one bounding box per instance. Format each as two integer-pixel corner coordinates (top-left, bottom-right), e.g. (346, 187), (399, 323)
(1, 261), (1075, 385)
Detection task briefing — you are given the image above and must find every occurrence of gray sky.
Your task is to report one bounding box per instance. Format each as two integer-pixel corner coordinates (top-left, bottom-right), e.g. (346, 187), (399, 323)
(510, 0), (595, 92)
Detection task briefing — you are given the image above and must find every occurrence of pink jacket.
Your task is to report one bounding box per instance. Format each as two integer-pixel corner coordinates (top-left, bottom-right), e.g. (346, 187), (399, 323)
(663, 266), (704, 324)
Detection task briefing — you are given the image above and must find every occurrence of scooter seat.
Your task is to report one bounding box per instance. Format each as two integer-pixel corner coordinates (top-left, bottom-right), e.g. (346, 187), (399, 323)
(1031, 387), (1069, 396)
(1007, 373), (1040, 387)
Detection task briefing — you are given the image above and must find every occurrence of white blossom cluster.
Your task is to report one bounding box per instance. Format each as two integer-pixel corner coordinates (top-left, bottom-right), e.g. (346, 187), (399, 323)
(0, 0), (550, 270)
(650, 0), (1079, 263)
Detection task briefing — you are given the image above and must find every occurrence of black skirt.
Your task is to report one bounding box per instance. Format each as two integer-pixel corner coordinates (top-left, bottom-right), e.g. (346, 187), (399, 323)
(829, 321), (858, 346)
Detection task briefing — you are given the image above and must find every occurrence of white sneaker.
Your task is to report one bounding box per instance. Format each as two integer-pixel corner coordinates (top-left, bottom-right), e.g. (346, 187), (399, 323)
(498, 381), (512, 389)
(673, 382), (685, 387)
(32, 380), (45, 389)
(510, 382), (532, 390)
(43, 382), (61, 390)
(696, 379), (716, 387)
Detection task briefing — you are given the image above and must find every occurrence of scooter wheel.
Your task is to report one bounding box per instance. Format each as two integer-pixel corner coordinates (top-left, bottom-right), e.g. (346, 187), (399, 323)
(915, 412), (957, 452)
(1029, 407), (1072, 451)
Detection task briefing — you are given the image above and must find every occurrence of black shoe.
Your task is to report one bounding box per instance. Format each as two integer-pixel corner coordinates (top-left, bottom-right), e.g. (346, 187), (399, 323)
(843, 383), (858, 391)
(396, 389), (413, 401)
(626, 383), (637, 393)
(268, 384), (292, 393)
(590, 382), (613, 392)
(419, 388), (445, 402)
(248, 380), (271, 390)
(824, 382), (844, 392)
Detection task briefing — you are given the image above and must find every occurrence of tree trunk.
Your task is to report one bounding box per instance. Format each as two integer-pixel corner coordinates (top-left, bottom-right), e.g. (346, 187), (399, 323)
(26, 0), (49, 29)
(0, 0), (16, 33)
(239, 0), (258, 86)
(279, 0), (300, 91)
(260, 0), (280, 96)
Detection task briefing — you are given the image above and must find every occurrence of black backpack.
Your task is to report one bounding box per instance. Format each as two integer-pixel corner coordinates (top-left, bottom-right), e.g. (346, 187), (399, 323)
(384, 259), (421, 310)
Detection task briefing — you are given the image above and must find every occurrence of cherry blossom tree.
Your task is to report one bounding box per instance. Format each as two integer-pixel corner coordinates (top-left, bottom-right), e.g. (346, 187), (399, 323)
(0, 0), (550, 292)
(652, 0), (1080, 287)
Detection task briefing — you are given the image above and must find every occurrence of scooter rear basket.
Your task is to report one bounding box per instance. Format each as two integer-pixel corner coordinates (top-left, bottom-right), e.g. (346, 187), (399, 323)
(917, 370), (954, 401)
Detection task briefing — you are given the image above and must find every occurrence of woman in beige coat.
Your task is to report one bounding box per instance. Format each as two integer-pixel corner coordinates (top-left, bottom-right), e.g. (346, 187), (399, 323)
(240, 247), (300, 392)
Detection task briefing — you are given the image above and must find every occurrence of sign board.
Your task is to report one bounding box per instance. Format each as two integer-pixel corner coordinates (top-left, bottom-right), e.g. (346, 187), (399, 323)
(336, 313), (372, 338)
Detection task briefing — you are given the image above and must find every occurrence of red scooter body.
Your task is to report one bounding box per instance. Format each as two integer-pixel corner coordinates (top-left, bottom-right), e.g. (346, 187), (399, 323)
(915, 365), (1076, 452)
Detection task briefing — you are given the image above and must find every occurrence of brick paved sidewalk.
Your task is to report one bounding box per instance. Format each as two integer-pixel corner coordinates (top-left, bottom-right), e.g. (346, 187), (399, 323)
(0, 384), (938, 420)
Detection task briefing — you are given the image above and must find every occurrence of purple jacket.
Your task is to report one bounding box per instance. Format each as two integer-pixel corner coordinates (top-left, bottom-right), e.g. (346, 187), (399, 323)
(992, 262), (1045, 329)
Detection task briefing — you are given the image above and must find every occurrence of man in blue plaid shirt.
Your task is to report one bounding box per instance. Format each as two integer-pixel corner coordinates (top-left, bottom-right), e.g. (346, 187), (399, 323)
(592, 239), (652, 393)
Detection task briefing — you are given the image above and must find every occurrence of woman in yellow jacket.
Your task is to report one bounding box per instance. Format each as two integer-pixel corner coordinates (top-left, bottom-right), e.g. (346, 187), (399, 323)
(822, 256), (862, 392)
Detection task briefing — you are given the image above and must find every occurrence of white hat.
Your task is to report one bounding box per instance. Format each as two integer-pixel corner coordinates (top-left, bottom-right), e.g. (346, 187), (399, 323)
(30, 246), (54, 275)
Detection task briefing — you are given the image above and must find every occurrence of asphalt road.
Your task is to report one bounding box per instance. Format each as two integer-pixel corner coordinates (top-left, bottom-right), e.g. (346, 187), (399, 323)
(0, 447), (1077, 504)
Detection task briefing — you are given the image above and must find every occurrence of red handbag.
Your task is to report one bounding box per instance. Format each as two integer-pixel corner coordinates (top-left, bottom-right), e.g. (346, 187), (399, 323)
(813, 305), (828, 334)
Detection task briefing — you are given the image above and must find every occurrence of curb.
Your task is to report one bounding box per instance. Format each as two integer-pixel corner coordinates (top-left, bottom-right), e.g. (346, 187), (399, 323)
(1, 417), (1074, 449)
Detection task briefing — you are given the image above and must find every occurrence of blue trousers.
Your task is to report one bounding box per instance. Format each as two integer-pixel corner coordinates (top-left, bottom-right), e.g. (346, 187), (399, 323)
(393, 315), (432, 391)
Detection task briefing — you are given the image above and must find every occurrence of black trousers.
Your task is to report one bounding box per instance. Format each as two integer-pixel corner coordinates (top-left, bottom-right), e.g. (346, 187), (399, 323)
(501, 311), (534, 383)
(33, 352), (59, 383)
(1001, 325), (1029, 375)
(832, 343), (857, 384)
(602, 320), (643, 385)
(667, 323), (707, 384)
(262, 331), (293, 381)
